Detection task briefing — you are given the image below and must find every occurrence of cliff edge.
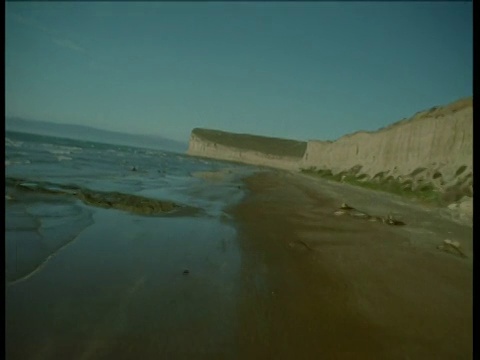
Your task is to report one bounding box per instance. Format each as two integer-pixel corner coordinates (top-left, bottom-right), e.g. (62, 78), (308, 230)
(301, 97), (472, 205)
(187, 128), (307, 170)
(187, 97), (472, 208)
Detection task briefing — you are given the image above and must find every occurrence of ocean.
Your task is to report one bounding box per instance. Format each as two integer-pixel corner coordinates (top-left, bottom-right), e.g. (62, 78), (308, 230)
(5, 130), (256, 359)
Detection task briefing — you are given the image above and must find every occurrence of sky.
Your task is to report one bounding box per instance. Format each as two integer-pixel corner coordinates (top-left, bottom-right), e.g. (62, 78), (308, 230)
(5, 2), (473, 143)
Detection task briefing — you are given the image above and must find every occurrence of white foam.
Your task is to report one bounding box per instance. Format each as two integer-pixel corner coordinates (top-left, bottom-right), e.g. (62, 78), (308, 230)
(5, 138), (24, 148)
(5, 159), (31, 166)
(49, 149), (71, 155)
(42, 143), (83, 155)
(57, 156), (72, 161)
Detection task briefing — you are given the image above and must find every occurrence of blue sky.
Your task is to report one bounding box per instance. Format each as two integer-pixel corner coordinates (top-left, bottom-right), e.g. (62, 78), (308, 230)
(5, 2), (472, 143)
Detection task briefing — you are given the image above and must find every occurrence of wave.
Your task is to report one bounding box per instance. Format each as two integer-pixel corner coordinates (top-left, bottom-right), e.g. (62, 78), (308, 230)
(56, 155), (72, 161)
(5, 159), (31, 166)
(5, 137), (24, 148)
(42, 143), (83, 155)
(6, 211), (93, 287)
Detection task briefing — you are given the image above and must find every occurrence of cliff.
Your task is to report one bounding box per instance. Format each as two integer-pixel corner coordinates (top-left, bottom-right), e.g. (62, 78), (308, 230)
(187, 128), (307, 170)
(187, 97), (472, 205)
(301, 97), (473, 203)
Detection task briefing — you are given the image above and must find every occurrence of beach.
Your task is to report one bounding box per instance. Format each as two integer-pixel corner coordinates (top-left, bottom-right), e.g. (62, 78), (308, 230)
(232, 170), (472, 359)
(5, 132), (472, 359)
(5, 1), (473, 358)
(6, 131), (250, 360)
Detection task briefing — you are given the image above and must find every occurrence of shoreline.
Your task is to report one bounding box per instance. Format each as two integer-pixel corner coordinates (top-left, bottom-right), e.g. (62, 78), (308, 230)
(231, 170), (472, 358)
(297, 171), (473, 228)
(5, 158), (472, 359)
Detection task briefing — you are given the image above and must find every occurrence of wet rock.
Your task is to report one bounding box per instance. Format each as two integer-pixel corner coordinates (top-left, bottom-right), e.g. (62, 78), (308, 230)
(6, 176), (185, 216)
(78, 190), (179, 215)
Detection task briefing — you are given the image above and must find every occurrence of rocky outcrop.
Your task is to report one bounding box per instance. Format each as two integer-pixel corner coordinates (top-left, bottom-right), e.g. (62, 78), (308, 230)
(6, 177), (198, 216)
(187, 128), (306, 170)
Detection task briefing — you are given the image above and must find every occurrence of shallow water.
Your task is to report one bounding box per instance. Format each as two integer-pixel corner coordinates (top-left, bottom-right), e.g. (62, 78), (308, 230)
(5, 131), (255, 359)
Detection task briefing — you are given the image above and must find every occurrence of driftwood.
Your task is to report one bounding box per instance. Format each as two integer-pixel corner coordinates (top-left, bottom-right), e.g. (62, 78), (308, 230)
(334, 203), (406, 226)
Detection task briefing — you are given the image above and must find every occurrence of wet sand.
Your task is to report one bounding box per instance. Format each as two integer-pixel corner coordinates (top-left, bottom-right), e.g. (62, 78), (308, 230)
(5, 168), (472, 359)
(6, 207), (242, 360)
(232, 170), (472, 359)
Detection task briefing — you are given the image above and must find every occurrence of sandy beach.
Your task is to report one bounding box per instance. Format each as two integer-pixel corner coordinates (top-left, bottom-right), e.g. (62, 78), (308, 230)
(232, 170), (472, 359)
(6, 2), (473, 358)
(5, 129), (472, 359)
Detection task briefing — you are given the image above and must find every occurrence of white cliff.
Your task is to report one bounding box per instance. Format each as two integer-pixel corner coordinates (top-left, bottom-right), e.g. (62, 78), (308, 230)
(187, 97), (473, 204)
(187, 129), (306, 171)
(301, 97), (472, 197)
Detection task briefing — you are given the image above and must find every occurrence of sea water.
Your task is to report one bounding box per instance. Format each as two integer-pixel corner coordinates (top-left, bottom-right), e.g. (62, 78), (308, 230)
(5, 130), (256, 359)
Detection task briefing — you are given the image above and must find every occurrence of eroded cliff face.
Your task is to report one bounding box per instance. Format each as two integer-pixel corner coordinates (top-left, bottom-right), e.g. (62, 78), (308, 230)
(187, 97), (472, 205)
(301, 98), (473, 201)
(187, 130), (306, 171)
(188, 134), (302, 170)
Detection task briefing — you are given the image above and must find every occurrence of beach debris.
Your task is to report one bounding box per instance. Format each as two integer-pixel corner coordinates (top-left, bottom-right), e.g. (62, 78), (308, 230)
(437, 239), (467, 258)
(333, 204), (406, 226)
(350, 210), (370, 219)
(183, 269), (190, 275)
(383, 214), (406, 226)
(340, 203), (354, 210)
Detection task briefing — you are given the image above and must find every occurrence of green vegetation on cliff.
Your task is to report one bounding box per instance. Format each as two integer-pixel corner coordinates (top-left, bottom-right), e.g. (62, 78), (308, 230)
(300, 167), (472, 206)
(192, 128), (307, 158)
